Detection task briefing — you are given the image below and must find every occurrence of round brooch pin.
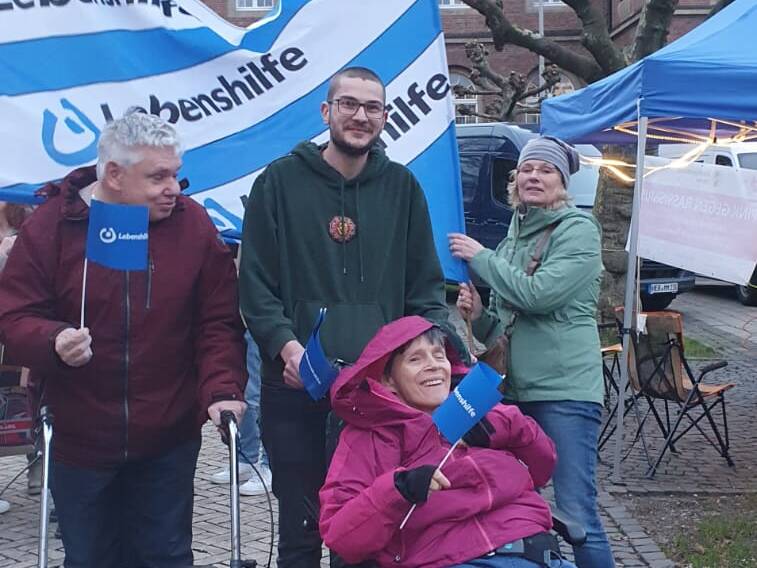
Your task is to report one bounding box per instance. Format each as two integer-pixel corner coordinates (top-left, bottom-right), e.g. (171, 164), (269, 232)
(328, 215), (357, 243)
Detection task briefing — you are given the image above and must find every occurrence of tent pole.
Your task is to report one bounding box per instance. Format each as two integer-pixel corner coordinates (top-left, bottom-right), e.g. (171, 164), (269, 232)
(611, 109), (649, 483)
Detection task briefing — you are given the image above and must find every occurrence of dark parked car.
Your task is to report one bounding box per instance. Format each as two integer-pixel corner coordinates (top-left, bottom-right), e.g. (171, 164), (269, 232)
(455, 122), (695, 311)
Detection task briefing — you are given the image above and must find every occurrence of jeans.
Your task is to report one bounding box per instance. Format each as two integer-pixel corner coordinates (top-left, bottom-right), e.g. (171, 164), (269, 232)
(50, 437), (200, 568)
(261, 385), (330, 568)
(517, 401), (615, 568)
(240, 332), (268, 467)
(453, 557), (576, 568)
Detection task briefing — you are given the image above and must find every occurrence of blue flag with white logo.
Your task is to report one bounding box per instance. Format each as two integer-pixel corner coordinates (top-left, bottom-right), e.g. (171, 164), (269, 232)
(86, 199), (149, 271)
(299, 308), (339, 401)
(432, 363), (503, 444)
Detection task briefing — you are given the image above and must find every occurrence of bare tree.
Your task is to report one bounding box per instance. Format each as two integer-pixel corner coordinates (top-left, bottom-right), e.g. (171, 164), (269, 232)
(453, 42), (562, 122)
(457, 0), (686, 319)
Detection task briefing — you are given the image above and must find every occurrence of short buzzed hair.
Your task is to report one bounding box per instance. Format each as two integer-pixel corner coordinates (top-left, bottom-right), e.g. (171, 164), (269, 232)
(327, 67), (386, 102)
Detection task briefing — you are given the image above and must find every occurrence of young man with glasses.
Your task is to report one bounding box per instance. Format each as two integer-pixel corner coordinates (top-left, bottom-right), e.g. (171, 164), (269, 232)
(240, 67), (454, 568)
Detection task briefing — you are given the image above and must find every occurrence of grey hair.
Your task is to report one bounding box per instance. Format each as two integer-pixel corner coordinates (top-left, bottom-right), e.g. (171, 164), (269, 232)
(383, 326), (447, 377)
(506, 168), (572, 210)
(96, 109), (182, 179)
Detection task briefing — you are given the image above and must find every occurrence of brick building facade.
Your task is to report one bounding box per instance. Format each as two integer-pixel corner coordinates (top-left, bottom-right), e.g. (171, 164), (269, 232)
(199, 0), (718, 122)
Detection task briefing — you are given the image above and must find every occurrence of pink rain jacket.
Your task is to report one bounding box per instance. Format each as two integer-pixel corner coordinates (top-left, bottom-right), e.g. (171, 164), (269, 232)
(320, 316), (557, 568)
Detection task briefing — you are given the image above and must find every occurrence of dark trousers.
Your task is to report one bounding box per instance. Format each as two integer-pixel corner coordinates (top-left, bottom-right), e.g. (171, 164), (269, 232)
(261, 386), (330, 568)
(51, 437), (201, 568)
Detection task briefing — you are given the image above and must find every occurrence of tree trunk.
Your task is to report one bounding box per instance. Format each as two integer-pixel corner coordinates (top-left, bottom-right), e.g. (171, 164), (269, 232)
(593, 145), (636, 323)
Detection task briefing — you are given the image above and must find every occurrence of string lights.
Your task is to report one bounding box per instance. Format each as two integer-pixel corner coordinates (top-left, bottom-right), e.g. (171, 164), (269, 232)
(578, 118), (757, 183)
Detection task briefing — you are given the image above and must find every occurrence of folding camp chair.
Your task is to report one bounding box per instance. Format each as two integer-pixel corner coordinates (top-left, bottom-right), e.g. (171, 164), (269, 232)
(597, 341), (653, 464)
(625, 310), (735, 478)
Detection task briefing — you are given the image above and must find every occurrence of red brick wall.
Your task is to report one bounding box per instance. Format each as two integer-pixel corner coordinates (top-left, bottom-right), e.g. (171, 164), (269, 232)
(611, 0), (715, 43)
(203, 0), (264, 27)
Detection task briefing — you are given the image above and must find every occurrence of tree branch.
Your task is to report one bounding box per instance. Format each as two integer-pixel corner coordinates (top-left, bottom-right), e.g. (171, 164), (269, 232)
(453, 87), (501, 97)
(561, 0), (627, 73)
(519, 67), (561, 100)
(464, 42), (507, 91)
(461, 0), (604, 82)
(457, 107), (506, 122)
(631, 0), (679, 61)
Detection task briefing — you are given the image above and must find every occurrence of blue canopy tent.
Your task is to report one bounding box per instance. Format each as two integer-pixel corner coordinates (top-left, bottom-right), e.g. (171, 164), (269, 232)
(541, 0), (757, 144)
(540, 0), (757, 480)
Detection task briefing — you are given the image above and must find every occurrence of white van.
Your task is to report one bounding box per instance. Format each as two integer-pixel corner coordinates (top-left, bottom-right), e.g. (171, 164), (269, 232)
(658, 142), (757, 305)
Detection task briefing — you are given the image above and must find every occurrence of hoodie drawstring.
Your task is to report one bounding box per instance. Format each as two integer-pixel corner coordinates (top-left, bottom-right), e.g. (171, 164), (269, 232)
(340, 178), (347, 276)
(338, 177), (365, 283)
(356, 181), (364, 283)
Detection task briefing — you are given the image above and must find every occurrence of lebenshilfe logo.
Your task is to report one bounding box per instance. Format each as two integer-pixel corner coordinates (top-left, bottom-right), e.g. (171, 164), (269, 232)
(99, 227), (147, 244)
(99, 227), (116, 244)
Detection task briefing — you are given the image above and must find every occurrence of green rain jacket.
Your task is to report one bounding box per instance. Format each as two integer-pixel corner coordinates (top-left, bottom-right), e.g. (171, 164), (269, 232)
(470, 205), (604, 404)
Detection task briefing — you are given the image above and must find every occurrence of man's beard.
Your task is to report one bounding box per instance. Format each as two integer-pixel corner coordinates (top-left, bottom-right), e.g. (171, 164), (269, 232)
(330, 126), (382, 157)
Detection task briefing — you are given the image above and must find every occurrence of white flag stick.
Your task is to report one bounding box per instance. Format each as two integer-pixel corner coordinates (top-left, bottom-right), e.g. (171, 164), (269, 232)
(399, 439), (459, 530)
(80, 258), (88, 328)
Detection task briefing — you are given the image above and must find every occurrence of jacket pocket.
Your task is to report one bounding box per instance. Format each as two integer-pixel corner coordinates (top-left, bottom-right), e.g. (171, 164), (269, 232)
(293, 301), (386, 364)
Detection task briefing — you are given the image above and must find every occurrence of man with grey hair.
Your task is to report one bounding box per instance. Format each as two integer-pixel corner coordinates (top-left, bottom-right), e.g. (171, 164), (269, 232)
(0, 110), (247, 567)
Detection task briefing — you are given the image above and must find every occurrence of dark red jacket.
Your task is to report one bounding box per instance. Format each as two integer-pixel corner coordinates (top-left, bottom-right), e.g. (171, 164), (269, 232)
(0, 167), (246, 469)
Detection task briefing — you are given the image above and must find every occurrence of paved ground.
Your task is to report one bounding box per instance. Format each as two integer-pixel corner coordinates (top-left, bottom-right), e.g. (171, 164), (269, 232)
(1, 282), (754, 567)
(596, 282), (757, 567)
(599, 282), (756, 496)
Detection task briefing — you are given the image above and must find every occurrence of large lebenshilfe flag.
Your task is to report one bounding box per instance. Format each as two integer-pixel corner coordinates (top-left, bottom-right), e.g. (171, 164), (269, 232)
(0, 0), (467, 282)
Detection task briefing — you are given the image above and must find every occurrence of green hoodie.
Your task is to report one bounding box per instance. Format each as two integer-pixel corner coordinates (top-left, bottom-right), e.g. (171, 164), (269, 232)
(470, 205), (604, 404)
(240, 141), (449, 387)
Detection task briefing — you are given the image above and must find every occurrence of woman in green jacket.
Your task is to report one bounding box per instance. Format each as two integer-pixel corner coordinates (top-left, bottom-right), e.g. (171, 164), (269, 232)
(449, 136), (614, 568)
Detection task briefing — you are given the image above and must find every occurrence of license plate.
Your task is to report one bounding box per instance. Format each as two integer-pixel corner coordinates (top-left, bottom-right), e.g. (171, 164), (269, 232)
(648, 283), (678, 294)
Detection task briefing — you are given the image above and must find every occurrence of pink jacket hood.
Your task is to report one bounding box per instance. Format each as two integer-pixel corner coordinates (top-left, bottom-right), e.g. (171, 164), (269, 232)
(330, 315), (468, 430)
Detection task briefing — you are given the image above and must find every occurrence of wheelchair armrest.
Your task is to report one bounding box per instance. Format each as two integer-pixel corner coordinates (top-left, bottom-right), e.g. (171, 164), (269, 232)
(551, 508), (587, 547)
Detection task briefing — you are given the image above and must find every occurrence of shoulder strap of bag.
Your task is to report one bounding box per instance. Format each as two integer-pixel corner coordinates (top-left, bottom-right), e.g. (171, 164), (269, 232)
(525, 221), (559, 276)
(503, 221), (561, 336)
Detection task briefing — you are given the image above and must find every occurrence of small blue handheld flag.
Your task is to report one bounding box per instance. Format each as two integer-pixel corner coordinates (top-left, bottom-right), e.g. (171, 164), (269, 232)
(432, 363), (503, 444)
(299, 308), (339, 401)
(86, 199), (149, 271)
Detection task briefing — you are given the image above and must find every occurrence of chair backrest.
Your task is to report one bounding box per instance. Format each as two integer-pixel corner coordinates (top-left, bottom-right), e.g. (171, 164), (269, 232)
(619, 309), (688, 401)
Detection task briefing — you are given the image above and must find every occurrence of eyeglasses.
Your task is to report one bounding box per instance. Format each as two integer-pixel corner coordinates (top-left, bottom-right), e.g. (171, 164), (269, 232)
(517, 164), (559, 176)
(328, 97), (385, 119)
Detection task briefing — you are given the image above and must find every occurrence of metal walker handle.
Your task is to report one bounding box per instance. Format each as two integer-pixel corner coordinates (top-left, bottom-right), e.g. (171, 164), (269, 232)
(220, 410), (242, 567)
(37, 407), (53, 568)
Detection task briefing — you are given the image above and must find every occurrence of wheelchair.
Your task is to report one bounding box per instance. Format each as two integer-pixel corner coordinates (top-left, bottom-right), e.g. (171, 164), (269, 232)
(320, 413), (586, 568)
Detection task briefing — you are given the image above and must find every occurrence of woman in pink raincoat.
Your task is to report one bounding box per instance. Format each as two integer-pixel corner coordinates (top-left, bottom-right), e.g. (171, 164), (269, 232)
(319, 316), (575, 568)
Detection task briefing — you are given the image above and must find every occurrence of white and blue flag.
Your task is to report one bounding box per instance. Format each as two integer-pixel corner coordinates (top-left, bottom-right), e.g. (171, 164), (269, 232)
(299, 307), (339, 401)
(432, 363), (502, 444)
(86, 200), (149, 271)
(0, 0), (467, 281)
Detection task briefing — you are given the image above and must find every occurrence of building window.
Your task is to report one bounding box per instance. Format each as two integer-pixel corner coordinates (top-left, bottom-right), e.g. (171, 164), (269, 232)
(236, 0), (274, 11)
(449, 72), (478, 124)
(518, 68), (576, 123)
(439, 0), (467, 8)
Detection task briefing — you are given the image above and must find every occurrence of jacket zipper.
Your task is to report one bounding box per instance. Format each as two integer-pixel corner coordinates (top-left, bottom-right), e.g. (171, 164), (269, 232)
(146, 257), (154, 310)
(123, 271), (130, 462)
